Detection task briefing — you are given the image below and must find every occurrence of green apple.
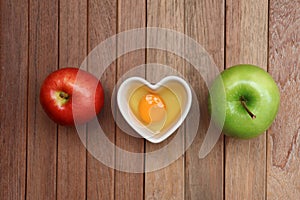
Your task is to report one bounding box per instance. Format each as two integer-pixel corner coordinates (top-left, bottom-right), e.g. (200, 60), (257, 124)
(209, 64), (280, 139)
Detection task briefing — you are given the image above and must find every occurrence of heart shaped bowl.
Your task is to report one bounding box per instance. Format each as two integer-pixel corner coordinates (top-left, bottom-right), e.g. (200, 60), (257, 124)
(117, 76), (192, 143)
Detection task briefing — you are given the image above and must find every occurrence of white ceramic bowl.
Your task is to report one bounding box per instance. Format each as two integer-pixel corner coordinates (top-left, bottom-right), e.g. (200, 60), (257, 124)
(117, 76), (192, 143)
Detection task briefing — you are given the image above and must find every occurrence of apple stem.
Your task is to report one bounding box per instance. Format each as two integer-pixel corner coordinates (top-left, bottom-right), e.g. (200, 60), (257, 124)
(59, 91), (69, 100)
(240, 96), (256, 119)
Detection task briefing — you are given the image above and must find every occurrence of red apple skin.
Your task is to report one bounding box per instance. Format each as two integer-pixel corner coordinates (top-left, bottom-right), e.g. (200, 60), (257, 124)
(40, 67), (104, 125)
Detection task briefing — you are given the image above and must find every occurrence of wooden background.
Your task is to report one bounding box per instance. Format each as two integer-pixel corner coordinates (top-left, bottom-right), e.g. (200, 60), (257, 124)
(1, 0), (299, 199)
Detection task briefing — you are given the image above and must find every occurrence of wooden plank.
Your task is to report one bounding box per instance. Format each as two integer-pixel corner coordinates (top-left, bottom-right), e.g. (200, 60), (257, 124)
(87, 0), (116, 199)
(145, 0), (185, 199)
(185, 0), (224, 199)
(115, 0), (146, 199)
(27, 0), (58, 199)
(267, 1), (300, 199)
(225, 0), (268, 199)
(0, 0), (28, 199)
(57, 0), (87, 199)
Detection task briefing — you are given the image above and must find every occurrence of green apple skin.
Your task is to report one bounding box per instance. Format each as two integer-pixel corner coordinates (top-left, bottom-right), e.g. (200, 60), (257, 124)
(209, 64), (280, 139)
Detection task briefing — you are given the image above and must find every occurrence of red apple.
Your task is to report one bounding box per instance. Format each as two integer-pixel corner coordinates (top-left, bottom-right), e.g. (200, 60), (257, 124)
(40, 67), (104, 125)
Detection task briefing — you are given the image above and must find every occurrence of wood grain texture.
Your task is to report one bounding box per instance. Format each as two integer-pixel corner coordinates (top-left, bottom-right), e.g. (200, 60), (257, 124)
(27, 0), (59, 199)
(185, 0), (224, 199)
(115, 0), (146, 199)
(87, 0), (116, 199)
(225, 0), (268, 199)
(145, 0), (185, 199)
(268, 0), (300, 199)
(0, 0), (28, 199)
(57, 0), (87, 199)
(2, 1), (300, 199)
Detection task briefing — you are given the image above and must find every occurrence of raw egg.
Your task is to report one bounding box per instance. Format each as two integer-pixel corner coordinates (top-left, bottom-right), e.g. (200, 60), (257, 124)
(138, 94), (166, 124)
(129, 85), (181, 134)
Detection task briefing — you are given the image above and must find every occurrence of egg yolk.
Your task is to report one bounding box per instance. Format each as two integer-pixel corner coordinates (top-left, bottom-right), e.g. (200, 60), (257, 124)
(138, 94), (166, 124)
